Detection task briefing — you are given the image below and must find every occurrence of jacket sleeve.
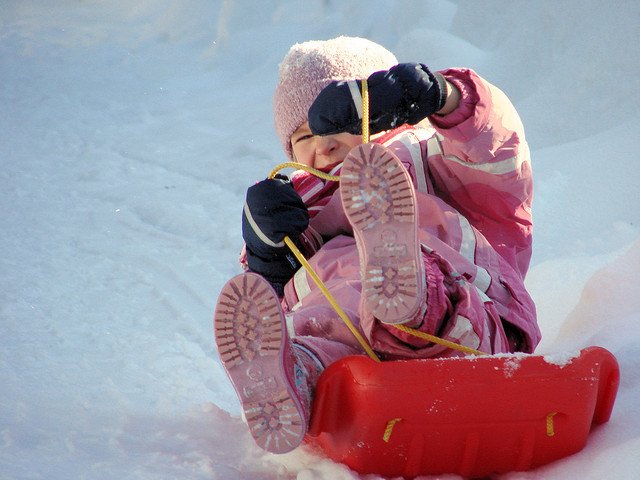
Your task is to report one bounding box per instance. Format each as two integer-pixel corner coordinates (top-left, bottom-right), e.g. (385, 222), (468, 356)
(426, 68), (534, 278)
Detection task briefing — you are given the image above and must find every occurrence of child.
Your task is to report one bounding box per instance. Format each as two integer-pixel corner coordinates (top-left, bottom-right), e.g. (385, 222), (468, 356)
(214, 36), (541, 454)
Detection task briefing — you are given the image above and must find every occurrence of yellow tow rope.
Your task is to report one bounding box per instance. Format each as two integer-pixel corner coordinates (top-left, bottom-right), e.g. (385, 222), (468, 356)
(283, 236), (381, 362)
(269, 79), (485, 359)
(268, 162), (340, 183)
(361, 79), (370, 144)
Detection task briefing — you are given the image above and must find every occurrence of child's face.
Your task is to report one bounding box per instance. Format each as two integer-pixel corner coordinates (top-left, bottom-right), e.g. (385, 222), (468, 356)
(290, 122), (361, 171)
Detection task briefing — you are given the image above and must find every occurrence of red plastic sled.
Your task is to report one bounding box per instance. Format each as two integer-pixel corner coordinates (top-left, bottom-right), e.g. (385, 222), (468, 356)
(305, 346), (619, 478)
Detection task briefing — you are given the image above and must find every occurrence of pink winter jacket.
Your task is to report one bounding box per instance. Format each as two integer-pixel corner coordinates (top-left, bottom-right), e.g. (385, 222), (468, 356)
(273, 68), (540, 363)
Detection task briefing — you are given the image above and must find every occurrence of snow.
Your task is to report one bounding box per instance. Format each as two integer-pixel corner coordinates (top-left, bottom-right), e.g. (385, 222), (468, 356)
(1, 1), (639, 478)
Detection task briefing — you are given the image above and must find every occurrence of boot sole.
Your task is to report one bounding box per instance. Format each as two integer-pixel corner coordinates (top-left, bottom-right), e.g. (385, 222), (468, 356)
(214, 273), (305, 453)
(340, 143), (424, 324)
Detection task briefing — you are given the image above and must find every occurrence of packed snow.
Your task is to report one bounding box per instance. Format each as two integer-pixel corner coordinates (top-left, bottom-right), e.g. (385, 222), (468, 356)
(2, 1), (639, 479)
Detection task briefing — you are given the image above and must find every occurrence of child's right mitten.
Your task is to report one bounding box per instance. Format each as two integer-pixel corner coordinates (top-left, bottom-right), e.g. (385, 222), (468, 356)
(241, 176), (309, 293)
(308, 62), (448, 136)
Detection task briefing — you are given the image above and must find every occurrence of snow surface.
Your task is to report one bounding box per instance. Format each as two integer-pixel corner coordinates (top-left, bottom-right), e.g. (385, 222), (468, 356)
(2, 1), (639, 478)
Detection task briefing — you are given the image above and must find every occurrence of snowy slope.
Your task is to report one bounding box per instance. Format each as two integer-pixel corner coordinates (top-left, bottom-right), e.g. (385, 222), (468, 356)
(1, 1), (639, 479)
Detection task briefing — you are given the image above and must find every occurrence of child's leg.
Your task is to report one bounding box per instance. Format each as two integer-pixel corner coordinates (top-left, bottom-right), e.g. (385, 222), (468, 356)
(214, 272), (320, 454)
(340, 143), (426, 324)
(292, 335), (362, 368)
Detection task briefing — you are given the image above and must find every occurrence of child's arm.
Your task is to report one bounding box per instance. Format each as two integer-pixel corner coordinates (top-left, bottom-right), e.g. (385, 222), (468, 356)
(426, 68), (533, 277)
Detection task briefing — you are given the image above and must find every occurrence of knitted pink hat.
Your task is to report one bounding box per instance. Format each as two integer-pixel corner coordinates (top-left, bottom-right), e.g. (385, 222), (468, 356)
(273, 36), (398, 159)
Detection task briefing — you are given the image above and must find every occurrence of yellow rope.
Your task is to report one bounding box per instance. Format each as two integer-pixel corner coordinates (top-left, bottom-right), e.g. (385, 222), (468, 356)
(361, 79), (370, 144)
(283, 237), (381, 362)
(383, 417), (402, 442)
(265, 79), (484, 359)
(393, 324), (486, 356)
(546, 412), (557, 436)
(268, 162), (340, 182)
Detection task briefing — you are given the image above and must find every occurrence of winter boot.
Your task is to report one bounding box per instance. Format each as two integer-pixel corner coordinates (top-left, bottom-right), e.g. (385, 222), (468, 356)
(340, 143), (426, 324)
(214, 272), (318, 454)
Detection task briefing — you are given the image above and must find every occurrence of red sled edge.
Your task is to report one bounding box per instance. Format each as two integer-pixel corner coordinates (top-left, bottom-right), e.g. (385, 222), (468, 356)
(305, 346), (620, 478)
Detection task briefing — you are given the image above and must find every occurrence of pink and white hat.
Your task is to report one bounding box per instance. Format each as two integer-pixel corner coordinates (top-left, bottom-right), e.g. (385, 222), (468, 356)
(273, 36), (398, 159)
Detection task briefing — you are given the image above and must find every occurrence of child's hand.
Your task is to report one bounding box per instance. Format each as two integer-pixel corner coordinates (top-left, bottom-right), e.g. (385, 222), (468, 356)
(242, 176), (309, 287)
(308, 63), (447, 136)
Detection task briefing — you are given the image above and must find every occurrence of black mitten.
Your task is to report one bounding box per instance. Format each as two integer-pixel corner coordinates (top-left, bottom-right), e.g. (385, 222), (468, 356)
(242, 175), (309, 290)
(309, 63), (448, 136)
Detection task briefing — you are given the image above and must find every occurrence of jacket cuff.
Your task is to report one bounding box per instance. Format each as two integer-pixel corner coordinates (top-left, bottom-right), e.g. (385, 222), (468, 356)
(430, 68), (478, 129)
